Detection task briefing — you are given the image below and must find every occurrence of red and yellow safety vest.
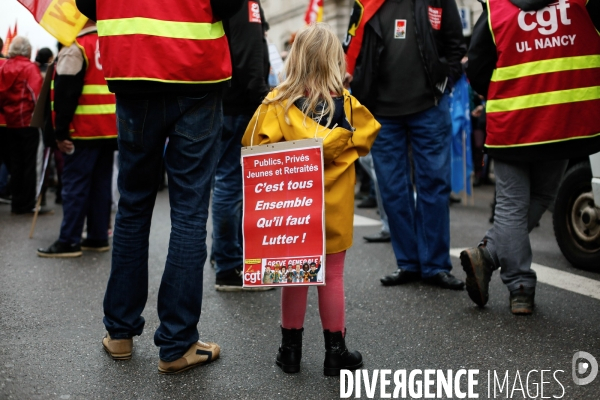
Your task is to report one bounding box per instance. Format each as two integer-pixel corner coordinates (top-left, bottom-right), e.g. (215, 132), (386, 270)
(96, 2), (232, 85)
(51, 32), (117, 140)
(0, 58), (6, 128)
(486, 0), (600, 157)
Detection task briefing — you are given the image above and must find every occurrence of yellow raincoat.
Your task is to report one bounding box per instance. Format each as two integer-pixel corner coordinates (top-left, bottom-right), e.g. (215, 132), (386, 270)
(241, 90), (381, 254)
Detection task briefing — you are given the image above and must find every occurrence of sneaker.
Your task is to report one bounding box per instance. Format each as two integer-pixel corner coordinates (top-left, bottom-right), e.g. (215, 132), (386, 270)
(158, 340), (220, 374)
(460, 246), (495, 307)
(510, 285), (535, 315)
(0, 194), (11, 204)
(37, 240), (82, 258)
(215, 267), (274, 292)
(102, 333), (133, 360)
(81, 239), (110, 252)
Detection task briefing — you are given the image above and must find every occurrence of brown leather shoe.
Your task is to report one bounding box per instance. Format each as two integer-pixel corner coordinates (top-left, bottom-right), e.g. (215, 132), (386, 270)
(102, 333), (133, 360)
(158, 340), (220, 374)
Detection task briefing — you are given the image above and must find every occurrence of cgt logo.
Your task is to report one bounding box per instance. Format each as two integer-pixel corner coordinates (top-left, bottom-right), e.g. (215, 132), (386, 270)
(244, 271), (261, 284)
(572, 351), (598, 386)
(518, 0), (571, 35)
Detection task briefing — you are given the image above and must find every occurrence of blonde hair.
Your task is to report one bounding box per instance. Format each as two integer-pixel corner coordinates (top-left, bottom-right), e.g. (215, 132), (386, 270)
(265, 23), (346, 127)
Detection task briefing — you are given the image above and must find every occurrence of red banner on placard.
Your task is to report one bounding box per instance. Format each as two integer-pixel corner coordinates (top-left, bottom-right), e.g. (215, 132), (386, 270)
(242, 142), (325, 287)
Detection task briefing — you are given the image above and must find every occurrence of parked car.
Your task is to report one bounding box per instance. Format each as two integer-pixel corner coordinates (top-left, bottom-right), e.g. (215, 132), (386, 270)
(553, 152), (600, 271)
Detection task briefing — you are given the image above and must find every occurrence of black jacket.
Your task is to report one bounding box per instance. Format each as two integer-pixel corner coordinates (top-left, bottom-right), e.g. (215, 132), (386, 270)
(467, 0), (600, 96)
(75, 0), (245, 94)
(222, 0), (270, 116)
(347, 0), (466, 111)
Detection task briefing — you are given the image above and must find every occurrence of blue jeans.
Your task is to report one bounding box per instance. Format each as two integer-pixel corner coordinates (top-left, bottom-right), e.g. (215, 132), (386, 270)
(211, 114), (251, 277)
(103, 91), (222, 362)
(59, 146), (113, 245)
(371, 96), (453, 278)
(359, 153), (389, 234)
(0, 163), (9, 195)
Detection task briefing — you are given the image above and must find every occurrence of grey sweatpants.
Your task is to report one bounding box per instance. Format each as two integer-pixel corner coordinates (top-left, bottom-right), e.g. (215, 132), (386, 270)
(484, 158), (568, 292)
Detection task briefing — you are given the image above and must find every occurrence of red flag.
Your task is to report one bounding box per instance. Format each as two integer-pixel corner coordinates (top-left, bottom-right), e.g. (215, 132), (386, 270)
(304, 0), (324, 25)
(2, 23), (17, 55)
(16, 0), (87, 46)
(343, 0), (386, 74)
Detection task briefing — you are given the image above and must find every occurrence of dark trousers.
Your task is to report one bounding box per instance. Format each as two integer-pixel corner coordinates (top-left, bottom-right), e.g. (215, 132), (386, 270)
(0, 126), (9, 195)
(104, 91), (222, 362)
(7, 127), (39, 213)
(59, 146), (113, 245)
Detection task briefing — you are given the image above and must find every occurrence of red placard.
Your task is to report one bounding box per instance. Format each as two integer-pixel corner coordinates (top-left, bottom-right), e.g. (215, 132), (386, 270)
(242, 140), (325, 287)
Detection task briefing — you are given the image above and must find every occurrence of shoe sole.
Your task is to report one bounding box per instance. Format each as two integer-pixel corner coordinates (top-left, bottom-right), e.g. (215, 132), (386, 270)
(81, 246), (110, 252)
(37, 251), (82, 258)
(511, 307), (533, 315)
(460, 250), (487, 307)
(276, 360), (300, 373)
(102, 343), (132, 360)
(215, 285), (275, 292)
(158, 358), (216, 375)
(324, 360), (363, 376)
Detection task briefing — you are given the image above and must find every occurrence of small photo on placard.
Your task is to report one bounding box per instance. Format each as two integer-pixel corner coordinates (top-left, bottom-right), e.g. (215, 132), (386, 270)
(395, 19), (406, 39)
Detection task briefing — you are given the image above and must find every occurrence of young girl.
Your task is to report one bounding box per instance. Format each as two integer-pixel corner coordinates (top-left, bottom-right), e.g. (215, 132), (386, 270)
(241, 23), (380, 376)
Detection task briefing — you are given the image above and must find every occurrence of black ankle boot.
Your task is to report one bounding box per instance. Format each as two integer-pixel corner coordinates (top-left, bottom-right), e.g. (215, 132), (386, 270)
(323, 330), (363, 376)
(276, 327), (303, 373)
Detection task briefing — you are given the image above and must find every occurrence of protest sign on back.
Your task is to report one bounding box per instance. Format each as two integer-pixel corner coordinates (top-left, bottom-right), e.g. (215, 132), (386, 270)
(242, 139), (325, 288)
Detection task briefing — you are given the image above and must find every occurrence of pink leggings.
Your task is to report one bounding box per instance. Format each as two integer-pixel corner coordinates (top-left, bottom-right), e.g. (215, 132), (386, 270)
(281, 251), (345, 333)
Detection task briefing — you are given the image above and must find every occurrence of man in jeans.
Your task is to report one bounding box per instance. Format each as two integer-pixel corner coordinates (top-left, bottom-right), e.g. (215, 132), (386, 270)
(344, 0), (466, 290)
(77, 0), (244, 374)
(213, 0), (271, 291)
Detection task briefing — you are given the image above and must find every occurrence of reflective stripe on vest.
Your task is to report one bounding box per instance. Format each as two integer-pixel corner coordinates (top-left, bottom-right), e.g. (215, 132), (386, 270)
(51, 32), (117, 140)
(485, 0), (600, 149)
(96, 2), (232, 85)
(97, 18), (225, 40)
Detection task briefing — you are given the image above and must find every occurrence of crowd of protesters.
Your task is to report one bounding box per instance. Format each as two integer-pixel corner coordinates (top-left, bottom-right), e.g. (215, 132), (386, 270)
(1, 0), (600, 378)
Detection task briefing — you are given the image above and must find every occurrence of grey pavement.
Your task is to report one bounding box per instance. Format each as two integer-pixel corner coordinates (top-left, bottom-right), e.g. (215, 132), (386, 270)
(1, 185), (599, 399)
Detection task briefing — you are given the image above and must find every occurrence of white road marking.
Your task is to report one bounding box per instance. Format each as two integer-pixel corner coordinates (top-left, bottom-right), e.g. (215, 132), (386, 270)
(450, 248), (600, 301)
(353, 214), (382, 227)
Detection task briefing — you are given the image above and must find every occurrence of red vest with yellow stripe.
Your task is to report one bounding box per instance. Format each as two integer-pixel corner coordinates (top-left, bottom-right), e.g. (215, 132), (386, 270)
(486, 0), (600, 159)
(52, 32), (117, 140)
(0, 58), (6, 128)
(96, 1), (231, 85)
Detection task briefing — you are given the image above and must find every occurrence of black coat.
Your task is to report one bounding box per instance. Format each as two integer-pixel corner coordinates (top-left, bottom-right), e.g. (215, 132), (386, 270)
(348, 0), (466, 111)
(222, 0), (270, 116)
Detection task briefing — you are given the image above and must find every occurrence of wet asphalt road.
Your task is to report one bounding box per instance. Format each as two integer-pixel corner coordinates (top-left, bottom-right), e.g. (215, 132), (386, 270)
(1, 185), (599, 399)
